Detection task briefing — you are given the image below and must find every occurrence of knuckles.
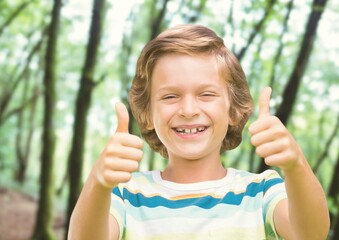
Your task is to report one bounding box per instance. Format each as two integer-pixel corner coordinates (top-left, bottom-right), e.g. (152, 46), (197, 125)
(135, 149), (144, 160)
(95, 132), (144, 187)
(102, 170), (132, 185)
(105, 143), (121, 156)
(112, 132), (144, 148)
(250, 112), (302, 170)
(279, 137), (291, 150)
(102, 156), (114, 169)
(255, 146), (267, 158)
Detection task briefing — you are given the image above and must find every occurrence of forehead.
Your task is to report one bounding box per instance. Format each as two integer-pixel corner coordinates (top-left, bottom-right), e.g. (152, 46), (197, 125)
(153, 53), (219, 77)
(151, 53), (228, 92)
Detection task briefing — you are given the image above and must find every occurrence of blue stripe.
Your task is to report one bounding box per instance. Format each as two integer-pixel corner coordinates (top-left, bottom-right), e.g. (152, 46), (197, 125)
(263, 178), (284, 194)
(112, 187), (123, 198)
(112, 178), (283, 209)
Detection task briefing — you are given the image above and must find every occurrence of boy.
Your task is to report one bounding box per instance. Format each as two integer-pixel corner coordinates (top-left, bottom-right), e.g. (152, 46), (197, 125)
(68, 24), (329, 239)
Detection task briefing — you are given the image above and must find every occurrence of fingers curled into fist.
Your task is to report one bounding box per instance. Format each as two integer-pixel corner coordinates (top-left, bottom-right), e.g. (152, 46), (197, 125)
(249, 87), (303, 171)
(95, 102), (144, 189)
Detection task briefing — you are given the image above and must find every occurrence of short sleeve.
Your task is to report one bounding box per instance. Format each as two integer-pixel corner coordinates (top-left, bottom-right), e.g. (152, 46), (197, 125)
(262, 170), (287, 240)
(110, 186), (126, 240)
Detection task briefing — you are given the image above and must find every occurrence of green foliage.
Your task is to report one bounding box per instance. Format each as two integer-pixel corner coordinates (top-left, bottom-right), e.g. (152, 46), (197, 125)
(0, 0), (338, 238)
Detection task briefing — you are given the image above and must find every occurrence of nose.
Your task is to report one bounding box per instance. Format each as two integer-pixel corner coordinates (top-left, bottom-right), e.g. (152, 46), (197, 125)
(178, 95), (200, 118)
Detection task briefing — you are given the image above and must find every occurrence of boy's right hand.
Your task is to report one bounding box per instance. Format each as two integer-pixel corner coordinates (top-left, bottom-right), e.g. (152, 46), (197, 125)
(94, 102), (143, 189)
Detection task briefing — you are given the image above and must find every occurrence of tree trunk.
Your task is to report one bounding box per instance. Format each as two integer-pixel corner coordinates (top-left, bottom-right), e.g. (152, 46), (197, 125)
(65, 0), (106, 236)
(148, 150), (156, 170)
(0, 32), (43, 127)
(118, 26), (135, 134)
(120, 0), (169, 134)
(313, 113), (339, 173)
(257, 0), (328, 173)
(328, 147), (339, 236)
(0, 1), (30, 38)
(269, 0), (294, 89)
(31, 0), (61, 239)
(327, 148), (339, 201)
(332, 214), (339, 240)
(236, 0), (277, 61)
(276, 0), (328, 125)
(15, 82), (39, 183)
(150, 0), (170, 40)
(331, 193), (339, 240)
(184, 0), (207, 23)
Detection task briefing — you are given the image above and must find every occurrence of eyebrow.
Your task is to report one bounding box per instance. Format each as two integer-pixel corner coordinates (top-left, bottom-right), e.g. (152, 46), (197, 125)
(156, 83), (222, 93)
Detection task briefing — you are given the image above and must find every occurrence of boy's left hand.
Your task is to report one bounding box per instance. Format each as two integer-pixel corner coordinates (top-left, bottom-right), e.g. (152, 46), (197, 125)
(249, 87), (304, 172)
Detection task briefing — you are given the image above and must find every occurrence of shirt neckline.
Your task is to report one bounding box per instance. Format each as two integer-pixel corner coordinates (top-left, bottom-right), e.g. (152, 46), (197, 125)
(151, 168), (235, 191)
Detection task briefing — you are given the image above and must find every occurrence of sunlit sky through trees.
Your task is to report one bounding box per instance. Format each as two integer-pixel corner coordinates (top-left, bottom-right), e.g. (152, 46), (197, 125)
(1, 0), (337, 187)
(60, 0), (339, 134)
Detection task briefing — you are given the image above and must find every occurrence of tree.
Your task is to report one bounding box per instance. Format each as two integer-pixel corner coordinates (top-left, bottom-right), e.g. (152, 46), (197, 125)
(0, 29), (44, 127)
(65, 0), (107, 235)
(275, 0), (328, 125)
(268, 0), (294, 89)
(312, 113), (339, 173)
(257, 0), (329, 173)
(0, 1), (31, 38)
(326, 145), (339, 240)
(236, 0), (277, 61)
(327, 141), (339, 237)
(31, 0), (62, 239)
(120, 0), (170, 134)
(14, 83), (40, 183)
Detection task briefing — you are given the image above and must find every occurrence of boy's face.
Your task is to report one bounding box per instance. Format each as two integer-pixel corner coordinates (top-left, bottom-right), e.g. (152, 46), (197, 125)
(149, 54), (232, 161)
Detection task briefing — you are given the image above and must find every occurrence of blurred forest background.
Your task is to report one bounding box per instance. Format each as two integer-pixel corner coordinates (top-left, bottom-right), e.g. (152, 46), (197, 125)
(0, 0), (338, 239)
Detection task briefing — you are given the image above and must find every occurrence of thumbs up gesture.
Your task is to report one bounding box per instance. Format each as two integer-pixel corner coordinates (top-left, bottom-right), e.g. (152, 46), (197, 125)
(249, 87), (304, 172)
(94, 102), (143, 189)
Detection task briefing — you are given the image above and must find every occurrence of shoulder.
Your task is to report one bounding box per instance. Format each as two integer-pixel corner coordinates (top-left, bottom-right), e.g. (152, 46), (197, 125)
(229, 168), (284, 193)
(231, 168), (283, 181)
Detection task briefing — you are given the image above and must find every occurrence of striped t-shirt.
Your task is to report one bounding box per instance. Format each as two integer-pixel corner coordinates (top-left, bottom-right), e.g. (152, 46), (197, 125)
(110, 168), (287, 240)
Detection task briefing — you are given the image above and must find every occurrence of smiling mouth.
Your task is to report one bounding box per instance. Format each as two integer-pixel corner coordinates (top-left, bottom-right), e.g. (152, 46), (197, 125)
(174, 127), (207, 135)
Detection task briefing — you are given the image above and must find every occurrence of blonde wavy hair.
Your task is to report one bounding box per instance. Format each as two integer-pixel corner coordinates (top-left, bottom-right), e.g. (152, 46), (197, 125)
(129, 24), (253, 158)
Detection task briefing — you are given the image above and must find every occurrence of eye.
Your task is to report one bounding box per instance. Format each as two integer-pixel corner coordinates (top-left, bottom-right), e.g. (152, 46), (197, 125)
(163, 94), (177, 99)
(160, 94), (179, 101)
(201, 92), (217, 97)
(198, 91), (219, 102)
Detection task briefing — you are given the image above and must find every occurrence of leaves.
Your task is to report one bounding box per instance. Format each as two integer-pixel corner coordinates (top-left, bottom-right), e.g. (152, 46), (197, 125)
(0, 0), (338, 239)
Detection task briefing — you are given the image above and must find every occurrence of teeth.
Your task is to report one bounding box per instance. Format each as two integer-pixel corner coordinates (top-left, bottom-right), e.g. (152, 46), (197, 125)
(175, 127), (206, 134)
(197, 127), (205, 132)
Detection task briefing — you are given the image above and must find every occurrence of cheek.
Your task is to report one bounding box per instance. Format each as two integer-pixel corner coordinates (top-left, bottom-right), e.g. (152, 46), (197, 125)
(152, 106), (169, 129)
(218, 112), (230, 131)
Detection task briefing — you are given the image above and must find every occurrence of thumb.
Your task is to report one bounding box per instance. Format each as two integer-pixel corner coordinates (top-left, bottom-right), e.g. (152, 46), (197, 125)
(115, 102), (129, 133)
(258, 86), (272, 118)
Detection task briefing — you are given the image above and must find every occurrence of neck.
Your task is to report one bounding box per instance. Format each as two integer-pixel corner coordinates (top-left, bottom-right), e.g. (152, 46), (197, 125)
(162, 154), (227, 183)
